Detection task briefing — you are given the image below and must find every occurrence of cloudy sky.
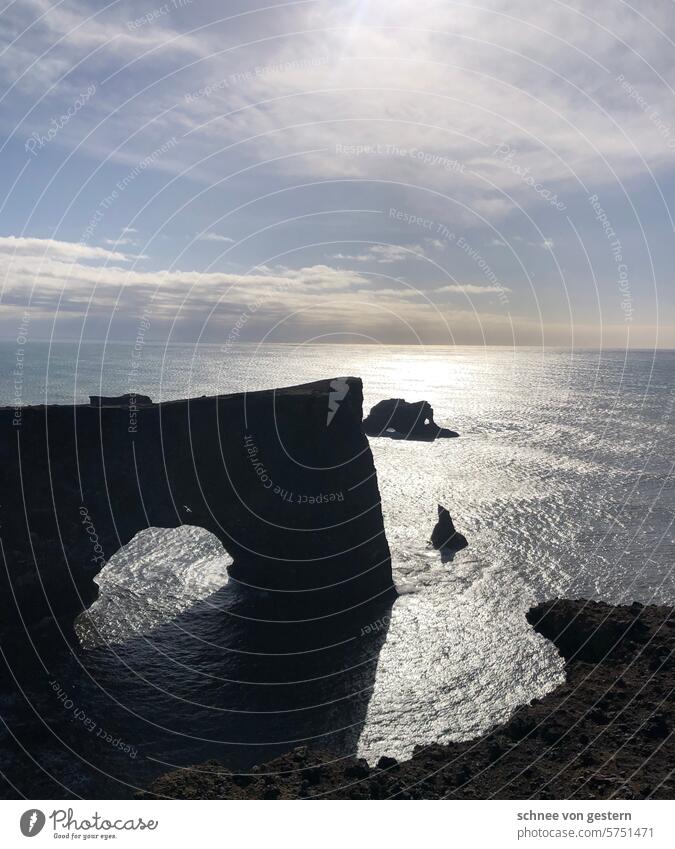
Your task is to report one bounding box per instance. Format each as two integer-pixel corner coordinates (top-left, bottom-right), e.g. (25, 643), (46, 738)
(1, 0), (674, 346)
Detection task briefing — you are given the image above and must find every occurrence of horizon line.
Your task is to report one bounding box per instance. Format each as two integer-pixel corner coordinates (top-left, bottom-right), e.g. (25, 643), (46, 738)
(1, 339), (674, 352)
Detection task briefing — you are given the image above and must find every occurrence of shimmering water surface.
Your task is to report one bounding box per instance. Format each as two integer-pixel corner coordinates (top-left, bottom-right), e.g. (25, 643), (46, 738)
(1, 343), (673, 795)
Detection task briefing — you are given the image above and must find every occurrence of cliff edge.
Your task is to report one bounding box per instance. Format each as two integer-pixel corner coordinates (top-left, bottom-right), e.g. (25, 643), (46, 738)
(0, 378), (395, 652)
(143, 599), (674, 799)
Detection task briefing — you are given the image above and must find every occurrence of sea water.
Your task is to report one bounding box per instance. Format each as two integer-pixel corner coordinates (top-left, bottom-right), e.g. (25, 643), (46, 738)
(1, 342), (672, 795)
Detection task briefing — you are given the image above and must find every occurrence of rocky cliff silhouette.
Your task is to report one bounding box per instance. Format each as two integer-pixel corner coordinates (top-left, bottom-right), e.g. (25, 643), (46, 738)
(0, 378), (395, 656)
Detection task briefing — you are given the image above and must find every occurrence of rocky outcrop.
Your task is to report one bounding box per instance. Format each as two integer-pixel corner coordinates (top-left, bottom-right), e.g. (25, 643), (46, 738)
(430, 505), (468, 551)
(90, 393), (153, 407)
(0, 378), (395, 653)
(526, 598), (652, 664)
(363, 399), (458, 440)
(142, 599), (674, 799)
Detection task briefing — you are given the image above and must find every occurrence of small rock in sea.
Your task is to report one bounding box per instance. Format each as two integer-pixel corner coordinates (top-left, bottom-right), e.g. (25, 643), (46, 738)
(430, 504), (469, 551)
(376, 756), (399, 770)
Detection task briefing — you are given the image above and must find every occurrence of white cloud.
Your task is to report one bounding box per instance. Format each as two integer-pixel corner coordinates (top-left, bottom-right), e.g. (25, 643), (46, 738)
(369, 245), (421, 263)
(0, 237), (506, 323)
(329, 244), (428, 263)
(0, 2), (671, 347)
(2, 235), (670, 347)
(7, 0), (673, 220)
(197, 233), (235, 243)
(0, 235), (129, 262)
(104, 237), (137, 247)
(435, 283), (511, 295)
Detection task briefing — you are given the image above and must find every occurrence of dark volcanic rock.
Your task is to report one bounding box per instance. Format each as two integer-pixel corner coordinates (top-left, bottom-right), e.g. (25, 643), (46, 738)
(526, 598), (649, 664)
(430, 504), (468, 551)
(0, 378), (395, 655)
(363, 399), (458, 440)
(89, 393), (153, 407)
(142, 599), (674, 800)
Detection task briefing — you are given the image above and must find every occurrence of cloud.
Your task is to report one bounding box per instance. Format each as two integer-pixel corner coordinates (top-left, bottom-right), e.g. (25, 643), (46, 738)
(104, 237), (137, 247)
(144, 1), (675, 210)
(435, 283), (511, 295)
(0, 2), (671, 348)
(7, 0), (674, 218)
(197, 233), (235, 243)
(329, 244), (428, 264)
(0, 237), (507, 330)
(368, 245), (422, 263)
(0, 235), (129, 262)
(512, 236), (556, 249)
(2, 235), (669, 347)
(0, 0), (207, 95)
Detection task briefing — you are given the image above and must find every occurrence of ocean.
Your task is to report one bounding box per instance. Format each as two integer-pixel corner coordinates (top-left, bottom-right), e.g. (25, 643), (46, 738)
(1, 342), (673, 796)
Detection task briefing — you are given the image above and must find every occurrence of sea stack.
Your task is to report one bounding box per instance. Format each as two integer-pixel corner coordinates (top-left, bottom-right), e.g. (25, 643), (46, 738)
(363, 398), (458, 440)
(430, 505), (468, 551)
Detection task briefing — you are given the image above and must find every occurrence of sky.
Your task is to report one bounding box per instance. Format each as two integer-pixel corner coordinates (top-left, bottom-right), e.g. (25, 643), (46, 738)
(0, 0), (674, 347)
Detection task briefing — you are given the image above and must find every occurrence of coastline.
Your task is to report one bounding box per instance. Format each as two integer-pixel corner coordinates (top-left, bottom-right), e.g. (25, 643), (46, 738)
(143, 599), (674, 800)
(1, 372), (672, 801)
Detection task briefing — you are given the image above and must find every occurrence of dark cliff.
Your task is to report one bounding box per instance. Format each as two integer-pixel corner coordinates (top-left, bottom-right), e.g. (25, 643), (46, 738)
(0, 377), (395, 649)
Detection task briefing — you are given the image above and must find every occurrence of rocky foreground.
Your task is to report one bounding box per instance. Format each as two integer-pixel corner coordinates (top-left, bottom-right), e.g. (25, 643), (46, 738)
(143, 599), (674, 800)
